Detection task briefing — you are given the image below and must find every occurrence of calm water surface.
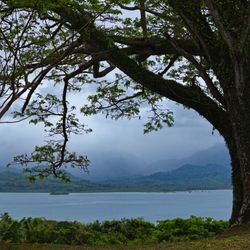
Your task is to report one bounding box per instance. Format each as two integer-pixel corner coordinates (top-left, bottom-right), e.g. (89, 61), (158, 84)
(0, 190), (232, 223)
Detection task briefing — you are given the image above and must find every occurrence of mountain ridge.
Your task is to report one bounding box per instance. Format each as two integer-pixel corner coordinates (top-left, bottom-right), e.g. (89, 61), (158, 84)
(146, 144), (230, 174)
(0, 143), (230, 182)
(0, 162), (231, 192)
(98, 163), (231, 191)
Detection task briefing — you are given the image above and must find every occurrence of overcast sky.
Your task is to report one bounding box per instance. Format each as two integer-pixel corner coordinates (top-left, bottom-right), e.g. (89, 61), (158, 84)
(0, 96), (224, 167)
(0, 7), (227, 173)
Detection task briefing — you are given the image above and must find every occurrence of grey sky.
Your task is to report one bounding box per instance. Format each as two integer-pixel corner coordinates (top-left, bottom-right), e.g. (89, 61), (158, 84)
(0, 97), (224, 168)
(0, 7), (226, 170)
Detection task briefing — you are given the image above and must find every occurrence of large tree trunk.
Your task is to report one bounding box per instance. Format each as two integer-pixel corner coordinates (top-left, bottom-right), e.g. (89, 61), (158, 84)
(226, 139), (243, 225)
(230, 113), (250, 225)
(226, 64), (250, 225)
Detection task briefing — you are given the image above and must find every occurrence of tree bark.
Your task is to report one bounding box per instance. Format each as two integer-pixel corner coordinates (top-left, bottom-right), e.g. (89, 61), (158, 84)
(226, 63), (250, 225)
(225, 139), (243, 225)
(230, 111), (250, 225)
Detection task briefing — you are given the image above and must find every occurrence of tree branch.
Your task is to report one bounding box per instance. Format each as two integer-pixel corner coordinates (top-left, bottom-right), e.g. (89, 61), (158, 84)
(93, 61), (115, 78)
(158, 55), (179, 76)
(205, 0), (234, 52)
(139, 0), (147, 38)
(49, 3), (230, 136)
(164, 32), (226, 107)
(239, 14), (250, 51)
(112, 35), (203, 56)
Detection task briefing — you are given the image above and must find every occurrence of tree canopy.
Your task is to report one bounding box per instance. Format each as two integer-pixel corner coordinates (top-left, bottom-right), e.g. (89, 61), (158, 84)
(0, 0), (250, 225)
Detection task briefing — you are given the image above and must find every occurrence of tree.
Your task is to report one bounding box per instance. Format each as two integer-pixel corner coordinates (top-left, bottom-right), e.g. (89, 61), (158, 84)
(0, 0), (249, 225)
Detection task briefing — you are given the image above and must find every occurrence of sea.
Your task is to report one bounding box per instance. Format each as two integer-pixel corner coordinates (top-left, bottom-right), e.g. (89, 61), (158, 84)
(0, 190), (232, 223)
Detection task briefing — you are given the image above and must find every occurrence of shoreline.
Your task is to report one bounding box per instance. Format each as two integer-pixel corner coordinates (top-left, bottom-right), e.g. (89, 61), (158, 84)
(0, 188), (232, 193)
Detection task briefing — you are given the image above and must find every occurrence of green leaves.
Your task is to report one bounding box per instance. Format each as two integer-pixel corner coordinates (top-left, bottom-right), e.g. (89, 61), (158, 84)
(1, 0), (233, 181)
(81, 74), (174, 133)
(143, 110), (174, 134)
(0, 214), (228, 245)
(10, 91), (91, 181)
(11, 141), (89, 182)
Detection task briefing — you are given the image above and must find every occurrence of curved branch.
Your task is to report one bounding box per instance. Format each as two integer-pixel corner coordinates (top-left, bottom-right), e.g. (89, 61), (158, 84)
(3, 1), (231, 139)
(158, 55), (179, 76)
(205, 0), (234, 52)
(168, 0), (218, 63)
(93, 61), (115, 78)
(112, 35), (203, 56)
(48, 3), (230, 137)
(164, 32), (226, 107)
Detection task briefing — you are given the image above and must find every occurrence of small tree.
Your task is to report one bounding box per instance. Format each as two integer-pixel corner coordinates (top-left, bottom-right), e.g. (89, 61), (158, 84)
(0, 0), (249, 225)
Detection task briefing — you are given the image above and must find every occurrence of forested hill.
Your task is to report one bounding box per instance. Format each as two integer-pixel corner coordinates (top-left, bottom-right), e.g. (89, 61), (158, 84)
(0, 163), (231, 192)
(98, 164), (231, 191)
(0, 171), (103, 192)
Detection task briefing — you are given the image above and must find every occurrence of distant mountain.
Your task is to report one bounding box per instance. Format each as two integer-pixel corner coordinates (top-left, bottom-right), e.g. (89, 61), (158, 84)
(0, 163), (232, 192)
(0, 167), (21, 173)
(0, 143), (231, 184)
(0, 171), (106, 192)
(0, 151), (147, 182)
(69, 151), (147, 181)
(69, 144), (230, 181)
(100, 164), (231, 191)
(147, 144), (230, 174)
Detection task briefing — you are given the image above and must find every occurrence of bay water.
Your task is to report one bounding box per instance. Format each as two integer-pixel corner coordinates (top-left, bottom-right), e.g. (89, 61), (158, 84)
(0, 190), (232, 223)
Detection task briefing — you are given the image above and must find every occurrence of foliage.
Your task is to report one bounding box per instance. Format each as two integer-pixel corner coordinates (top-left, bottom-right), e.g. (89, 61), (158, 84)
(0, 167), (231, 192)
(0, 214), (228, 246)
(0, 0), (250, 224)
(152, 216), (228, 242)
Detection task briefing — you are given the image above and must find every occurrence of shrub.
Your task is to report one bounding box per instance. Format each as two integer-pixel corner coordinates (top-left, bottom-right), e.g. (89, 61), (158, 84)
(153, 216), (229, 242)
(0, 213), (228, 246)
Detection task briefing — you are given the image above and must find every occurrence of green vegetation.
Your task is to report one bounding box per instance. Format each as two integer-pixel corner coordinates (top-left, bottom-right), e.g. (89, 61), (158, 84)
(0, 172), (103, 193)
(2, 230), (250, 250)
(106, 164), (231, 191)
(0, 165), (231, 193)
(0, 213), (228, 246)
(0, 0), (250, 225)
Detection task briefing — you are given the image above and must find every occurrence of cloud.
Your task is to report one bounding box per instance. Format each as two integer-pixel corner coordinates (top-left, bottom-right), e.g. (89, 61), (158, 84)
(70, 99), (223, 162)
(0, 86), (224, 171)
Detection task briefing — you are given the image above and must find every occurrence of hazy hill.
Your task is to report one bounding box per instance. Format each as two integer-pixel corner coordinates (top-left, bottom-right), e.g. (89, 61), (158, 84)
(0, 142), (232, 192)
(0, 143), (231, 185)
(0, 152), (147, 182)
(0, 163), (231, 192)
(74, 143), (230, 181)
(0, 171), (104, 192)
(68, 151), (147, 181)
(100, 164), (231, 191)
(146, 144), (230, 174)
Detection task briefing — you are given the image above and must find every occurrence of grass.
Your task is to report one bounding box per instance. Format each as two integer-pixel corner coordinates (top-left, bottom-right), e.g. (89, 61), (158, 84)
(1, 225), (250, 250)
